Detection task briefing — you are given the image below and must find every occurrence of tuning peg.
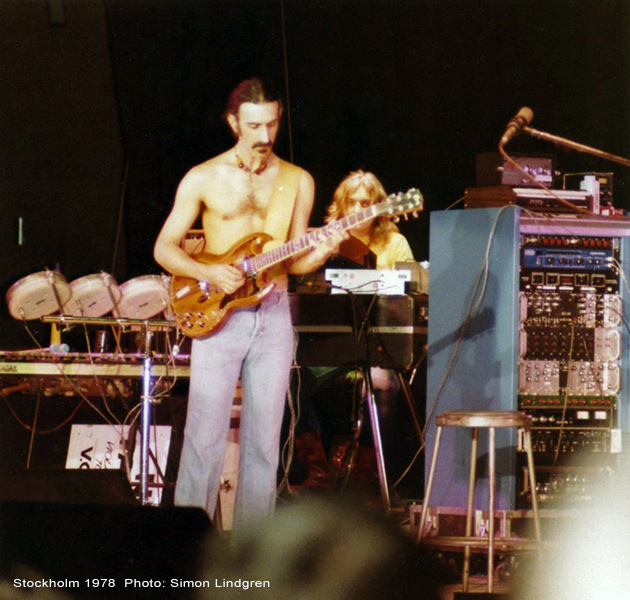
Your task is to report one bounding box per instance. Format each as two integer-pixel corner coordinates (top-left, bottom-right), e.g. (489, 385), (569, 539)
(413, 211), (419, 218)
(402, 214), (409, 221)
(393, 216), (400, 223)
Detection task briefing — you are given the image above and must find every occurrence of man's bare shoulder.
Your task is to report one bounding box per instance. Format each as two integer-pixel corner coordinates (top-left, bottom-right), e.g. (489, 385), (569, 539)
(274, 156), (313, 193)
(276, 156), (309, 175)
(183, 150), (234, 184)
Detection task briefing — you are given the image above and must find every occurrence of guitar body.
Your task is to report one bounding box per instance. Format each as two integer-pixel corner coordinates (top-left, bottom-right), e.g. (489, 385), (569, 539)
(169, 188), (423, 339)
(170, 232), (276, 339)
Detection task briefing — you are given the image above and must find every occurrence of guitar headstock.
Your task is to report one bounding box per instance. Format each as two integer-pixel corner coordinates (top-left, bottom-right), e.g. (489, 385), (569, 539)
(375, 188), (424, 220)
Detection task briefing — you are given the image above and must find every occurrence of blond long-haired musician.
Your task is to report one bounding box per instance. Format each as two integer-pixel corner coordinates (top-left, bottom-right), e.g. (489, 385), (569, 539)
(154, 78), (345, 535)
(326, 170), (414, 269)
(293, 170), (415, 493)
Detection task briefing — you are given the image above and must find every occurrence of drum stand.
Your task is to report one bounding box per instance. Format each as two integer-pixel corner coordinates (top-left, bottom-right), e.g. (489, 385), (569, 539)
(139, 326), (155, 505)
(41, 314), (176, 505)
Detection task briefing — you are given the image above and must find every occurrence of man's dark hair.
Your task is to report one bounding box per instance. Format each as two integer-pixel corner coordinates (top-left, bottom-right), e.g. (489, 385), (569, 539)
(224, 77), (284, 120)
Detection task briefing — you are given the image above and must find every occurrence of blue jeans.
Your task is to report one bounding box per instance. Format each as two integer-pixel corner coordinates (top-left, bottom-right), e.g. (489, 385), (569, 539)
(174, 291), (294, 535)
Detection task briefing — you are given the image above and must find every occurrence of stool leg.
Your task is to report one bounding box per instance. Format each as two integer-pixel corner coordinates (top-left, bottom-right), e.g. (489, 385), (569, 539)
(463, 427), (478, 592)
(417, 425), (443, 544)
(488, 426), (496, 593)
(524, 429), (542, 549)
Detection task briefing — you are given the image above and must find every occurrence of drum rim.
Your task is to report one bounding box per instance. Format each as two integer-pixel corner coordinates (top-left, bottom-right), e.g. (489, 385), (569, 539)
(5, 270), (69, 302)
(119, 274), (170, 291)
(68, 272), (118, 287)
(117, 275), (170, 318)
(6, 271), (72, 320)
(68, 273), (122, 303)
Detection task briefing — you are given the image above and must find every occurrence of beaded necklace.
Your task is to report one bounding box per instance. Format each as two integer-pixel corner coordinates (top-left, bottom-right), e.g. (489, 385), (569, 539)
(236, 153), (267, 175)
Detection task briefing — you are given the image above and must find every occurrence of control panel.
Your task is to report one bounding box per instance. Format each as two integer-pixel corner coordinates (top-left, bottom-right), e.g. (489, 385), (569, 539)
(517, 233), (622, 506)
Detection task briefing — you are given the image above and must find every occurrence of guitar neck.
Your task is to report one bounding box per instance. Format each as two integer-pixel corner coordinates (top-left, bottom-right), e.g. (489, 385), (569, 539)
(248, 206), (379, 275)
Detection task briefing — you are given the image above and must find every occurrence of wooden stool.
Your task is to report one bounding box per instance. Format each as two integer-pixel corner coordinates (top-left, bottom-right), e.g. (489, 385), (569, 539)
(417, 410), (542, 593)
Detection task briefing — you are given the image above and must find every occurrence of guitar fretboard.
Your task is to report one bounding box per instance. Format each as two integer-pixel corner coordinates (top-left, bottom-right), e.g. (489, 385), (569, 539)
(248, 205), (379, 274)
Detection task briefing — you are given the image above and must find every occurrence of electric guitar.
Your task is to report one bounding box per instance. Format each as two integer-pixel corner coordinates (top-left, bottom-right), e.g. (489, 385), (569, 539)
(170, 188), (423, 339)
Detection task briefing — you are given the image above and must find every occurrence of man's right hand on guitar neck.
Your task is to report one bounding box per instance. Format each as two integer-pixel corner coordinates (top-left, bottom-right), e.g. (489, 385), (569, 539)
(289, 227), (348, 274)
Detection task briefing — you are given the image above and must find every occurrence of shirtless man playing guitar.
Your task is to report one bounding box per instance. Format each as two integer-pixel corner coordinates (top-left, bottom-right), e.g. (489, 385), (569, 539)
(154, 78), (344, 535)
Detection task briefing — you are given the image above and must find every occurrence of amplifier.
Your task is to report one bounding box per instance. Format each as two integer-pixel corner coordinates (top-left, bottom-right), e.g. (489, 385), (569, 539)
(563, 172), (615, 215)
(464, 186), (593, 213)
(182, 229), (205, 255)
(476, 152), (554, 187)
(289, 293), (426, 369)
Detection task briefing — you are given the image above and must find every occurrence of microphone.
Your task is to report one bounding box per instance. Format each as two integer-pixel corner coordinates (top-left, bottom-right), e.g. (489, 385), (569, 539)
(500, 107), (534, 146)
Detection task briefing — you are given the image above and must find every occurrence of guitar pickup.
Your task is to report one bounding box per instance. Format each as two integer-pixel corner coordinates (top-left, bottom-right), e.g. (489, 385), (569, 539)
(174, 281), (211, 300)
(174, 285), (193, 300)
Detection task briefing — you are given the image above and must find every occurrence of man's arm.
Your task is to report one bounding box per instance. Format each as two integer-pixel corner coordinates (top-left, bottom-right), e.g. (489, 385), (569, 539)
(154, 170), (245, 294)
(287, 170), (346, 275)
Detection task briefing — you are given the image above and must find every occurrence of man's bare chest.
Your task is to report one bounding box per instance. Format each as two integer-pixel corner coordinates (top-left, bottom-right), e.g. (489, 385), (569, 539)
(210, 173), (277, 222)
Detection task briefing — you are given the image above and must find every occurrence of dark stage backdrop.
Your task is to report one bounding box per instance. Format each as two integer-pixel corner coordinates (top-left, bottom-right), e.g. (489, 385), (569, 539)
(1, 0), (629, 349)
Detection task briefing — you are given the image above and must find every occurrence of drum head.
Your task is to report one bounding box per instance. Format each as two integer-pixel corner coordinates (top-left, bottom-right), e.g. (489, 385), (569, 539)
(65, 273), (122, 317)
(118, 274), (170, 319)
(5, 270), (71, 320)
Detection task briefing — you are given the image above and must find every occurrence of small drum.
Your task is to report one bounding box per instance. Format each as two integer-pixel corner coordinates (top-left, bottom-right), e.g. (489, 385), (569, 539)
(118, 274), (171, 320)
(5, 270), (71, 320)
(65, 272), (122, 317)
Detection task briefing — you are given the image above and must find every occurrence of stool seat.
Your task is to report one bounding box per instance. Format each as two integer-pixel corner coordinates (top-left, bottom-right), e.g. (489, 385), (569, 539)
(436, 410), (532, 429)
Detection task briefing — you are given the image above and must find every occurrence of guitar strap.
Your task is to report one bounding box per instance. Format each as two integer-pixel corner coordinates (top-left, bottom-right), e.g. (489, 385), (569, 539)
(263, 159), (303, 243)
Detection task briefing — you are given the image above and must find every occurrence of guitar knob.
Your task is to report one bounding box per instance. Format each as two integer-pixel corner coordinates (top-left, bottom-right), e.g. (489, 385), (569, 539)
(196, 312), (204, 318)
(197, 321), (205, 328)
(185, 321), (193, 329)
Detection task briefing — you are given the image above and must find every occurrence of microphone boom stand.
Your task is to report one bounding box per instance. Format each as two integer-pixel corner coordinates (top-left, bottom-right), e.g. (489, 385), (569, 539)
(523, 126), (630, 168)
